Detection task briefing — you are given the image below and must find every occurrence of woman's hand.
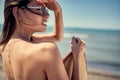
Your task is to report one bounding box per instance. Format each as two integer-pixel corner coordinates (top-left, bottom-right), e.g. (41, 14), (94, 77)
(36, 0), (62, 13)
(71, 36), (88, 80)
(71, 36), (86, 59)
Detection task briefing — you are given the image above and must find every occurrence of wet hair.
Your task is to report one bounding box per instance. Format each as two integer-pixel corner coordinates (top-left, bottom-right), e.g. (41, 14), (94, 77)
(0, 0), (31, 45)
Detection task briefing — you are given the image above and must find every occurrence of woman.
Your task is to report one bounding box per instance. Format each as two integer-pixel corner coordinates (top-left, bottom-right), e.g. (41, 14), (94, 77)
(0, 0), (87, 80)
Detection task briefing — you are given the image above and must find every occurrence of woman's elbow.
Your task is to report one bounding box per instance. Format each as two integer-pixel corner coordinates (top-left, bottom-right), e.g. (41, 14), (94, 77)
(55, 35), (63, 42)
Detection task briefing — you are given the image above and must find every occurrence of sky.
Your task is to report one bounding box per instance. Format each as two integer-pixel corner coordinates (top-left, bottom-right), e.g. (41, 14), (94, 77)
(0, 0), (120, 30)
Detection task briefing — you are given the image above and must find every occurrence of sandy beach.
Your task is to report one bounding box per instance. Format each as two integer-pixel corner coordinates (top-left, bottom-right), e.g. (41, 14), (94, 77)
(88, 69), (120, 80)
(0, 59), (120, 80)
(88, 73), (120, 80)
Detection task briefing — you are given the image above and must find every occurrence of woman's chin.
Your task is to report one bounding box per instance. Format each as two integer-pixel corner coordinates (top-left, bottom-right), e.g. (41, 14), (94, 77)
(42, 25), (47, 32)
(40, 28), (47, 32)
(35, 25), (47, 32)
(42, 29), (46, 32)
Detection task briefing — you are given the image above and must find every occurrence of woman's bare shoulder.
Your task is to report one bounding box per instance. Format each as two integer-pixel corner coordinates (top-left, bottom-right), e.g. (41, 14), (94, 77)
(10, 40), (60, 66)
(20, 41), (61, 68)
(12, 40), (57, 53)
(27, 42), (60, 60)
(15, 41), (59, 60)
(26, 42), (58, 54)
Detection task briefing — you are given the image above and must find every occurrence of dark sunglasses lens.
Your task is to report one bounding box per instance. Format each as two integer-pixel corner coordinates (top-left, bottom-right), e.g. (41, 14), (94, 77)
(41, 7), (47, 15)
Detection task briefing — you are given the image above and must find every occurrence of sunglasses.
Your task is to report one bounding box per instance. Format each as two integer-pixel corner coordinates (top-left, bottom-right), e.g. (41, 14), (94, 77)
(21, 6), (48, 16)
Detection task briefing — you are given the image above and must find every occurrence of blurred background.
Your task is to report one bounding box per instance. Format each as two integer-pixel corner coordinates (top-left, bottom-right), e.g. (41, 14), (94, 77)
(0, 0), (120, 80)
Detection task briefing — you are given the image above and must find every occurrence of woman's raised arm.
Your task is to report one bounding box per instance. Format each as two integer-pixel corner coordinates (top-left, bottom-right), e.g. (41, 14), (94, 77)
(32, 0), (63, 43)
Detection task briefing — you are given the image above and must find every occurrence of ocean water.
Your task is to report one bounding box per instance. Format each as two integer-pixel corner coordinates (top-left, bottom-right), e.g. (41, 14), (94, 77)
(0, 24), (120, 74)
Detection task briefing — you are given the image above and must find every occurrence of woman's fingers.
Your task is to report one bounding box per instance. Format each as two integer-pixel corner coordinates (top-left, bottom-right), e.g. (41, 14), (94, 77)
(36, 0), (62, 12)
(36, 0), (55, 3)
(71, 36), (86, 57)
(36, 0), (48, 4)
(76, 37), (81, 44)
(71, 36), (81, 44)
(71, 36), (76, 45)
(71, 36), (86, 48)
(36, 0), (47, 2)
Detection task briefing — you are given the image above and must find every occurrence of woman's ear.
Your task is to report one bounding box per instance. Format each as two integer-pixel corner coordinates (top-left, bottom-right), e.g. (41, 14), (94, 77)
(12, 7), (19, 21)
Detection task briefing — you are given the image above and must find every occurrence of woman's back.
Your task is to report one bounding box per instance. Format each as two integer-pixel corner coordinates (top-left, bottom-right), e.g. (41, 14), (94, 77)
(2, 39), (59, 80)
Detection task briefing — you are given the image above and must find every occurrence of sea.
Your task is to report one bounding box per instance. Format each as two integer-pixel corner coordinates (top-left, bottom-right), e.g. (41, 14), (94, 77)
(0, 24), (120, 75)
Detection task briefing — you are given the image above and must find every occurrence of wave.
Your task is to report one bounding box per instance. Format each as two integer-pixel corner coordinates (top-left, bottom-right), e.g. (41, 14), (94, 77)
(64, 33), (89, 39)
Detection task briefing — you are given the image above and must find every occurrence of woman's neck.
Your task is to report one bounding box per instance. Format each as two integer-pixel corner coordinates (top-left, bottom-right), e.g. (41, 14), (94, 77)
(12, 26), (33, 42)
(12, 34), (31, 42)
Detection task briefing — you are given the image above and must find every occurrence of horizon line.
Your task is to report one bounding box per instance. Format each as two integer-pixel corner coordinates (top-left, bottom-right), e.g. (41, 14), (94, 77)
(0, 23), (120, 31)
